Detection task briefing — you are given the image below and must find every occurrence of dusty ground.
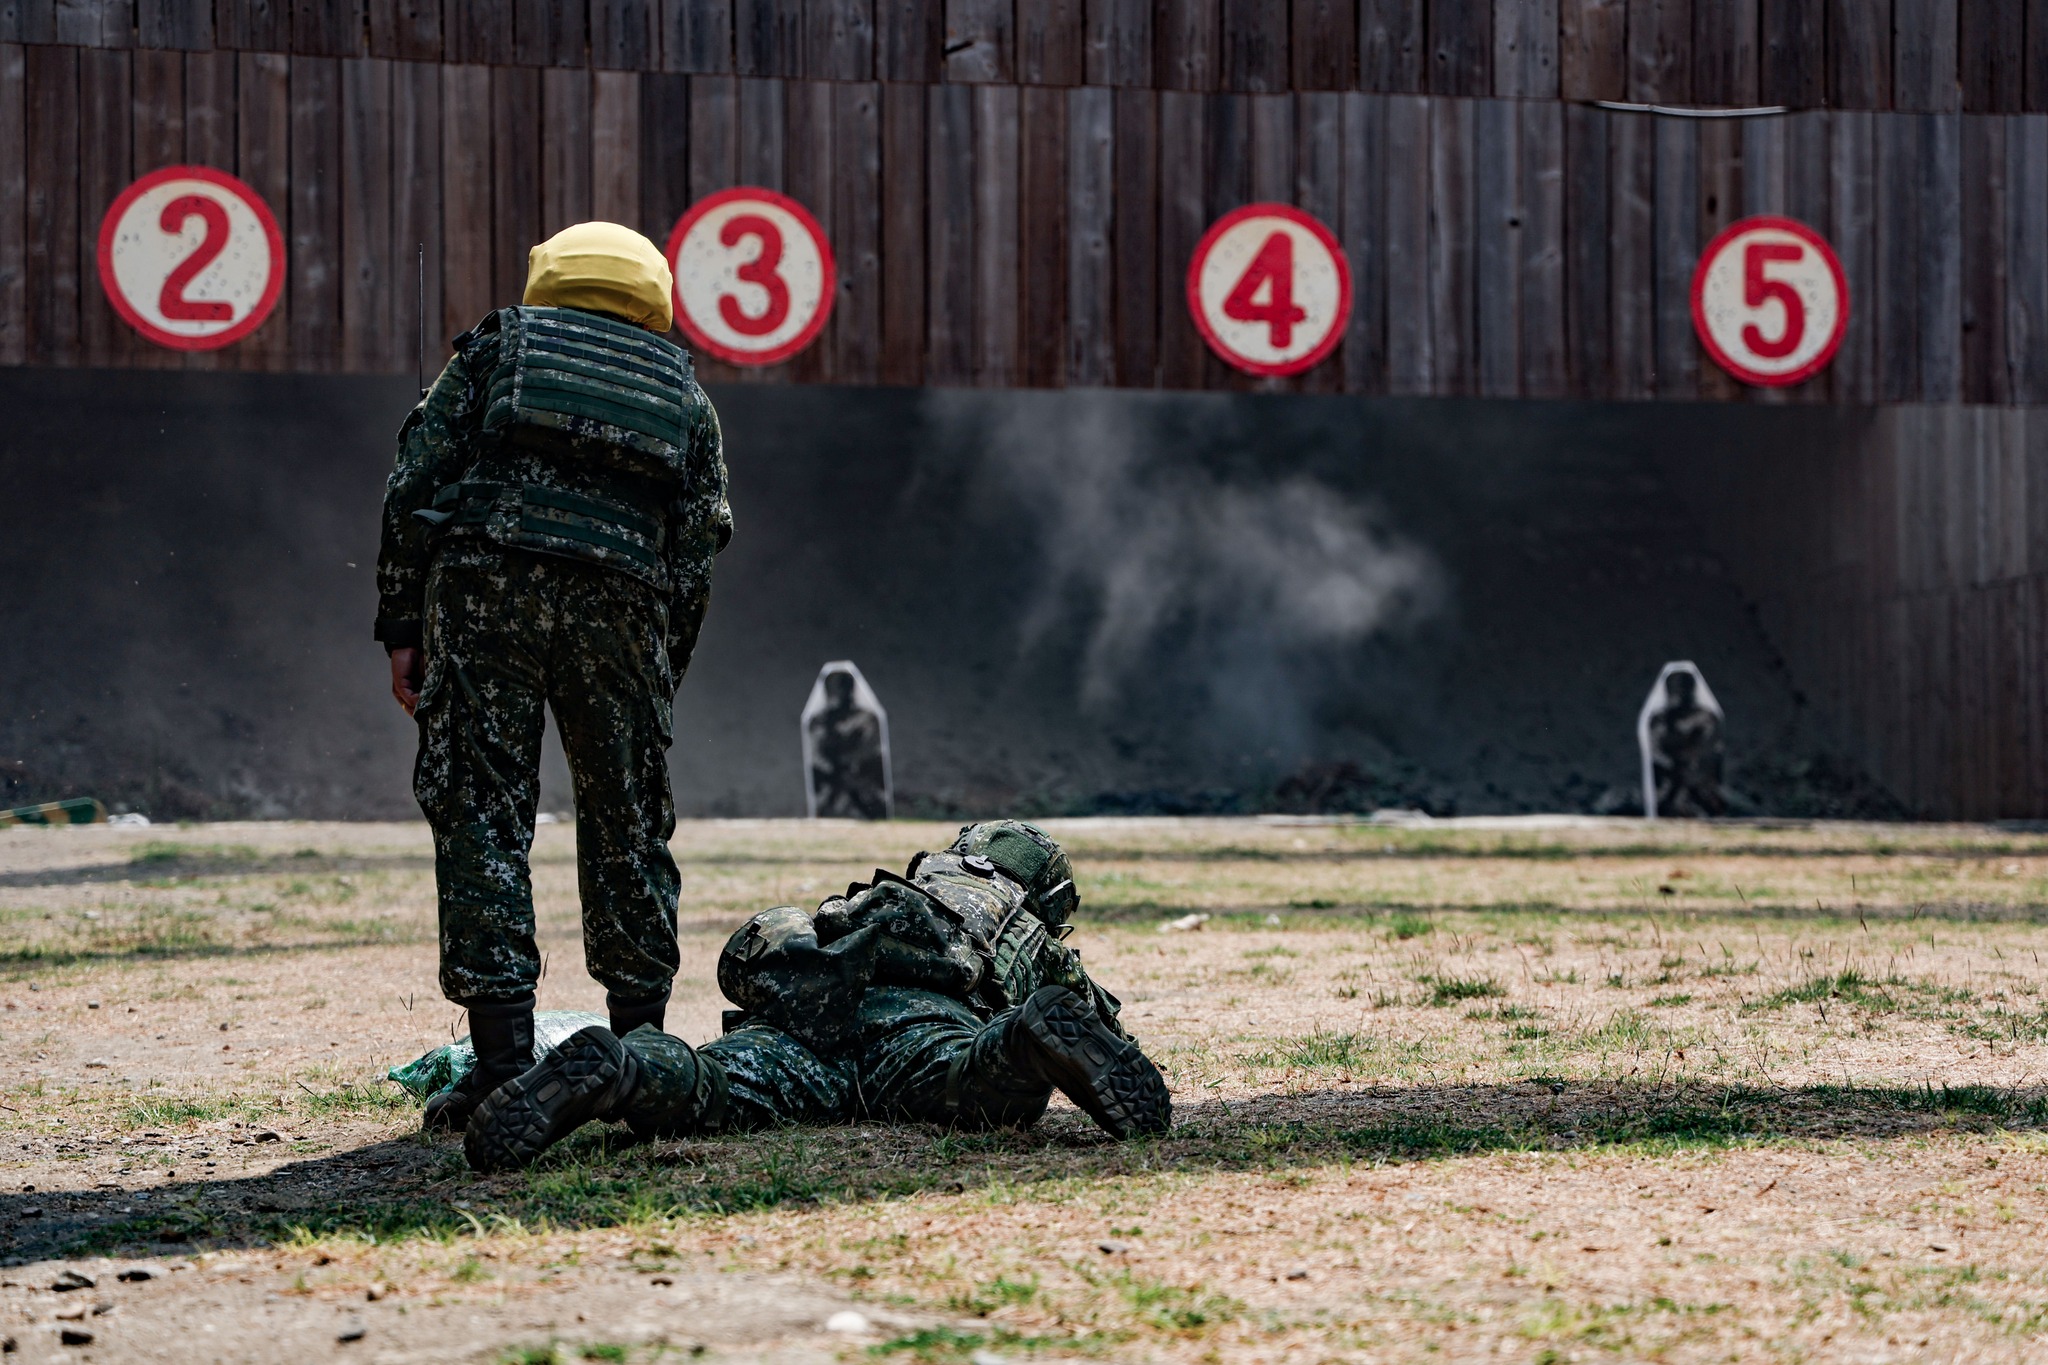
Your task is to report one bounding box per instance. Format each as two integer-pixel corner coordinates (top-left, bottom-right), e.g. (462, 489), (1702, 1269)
(7, 816), (2048, 1362)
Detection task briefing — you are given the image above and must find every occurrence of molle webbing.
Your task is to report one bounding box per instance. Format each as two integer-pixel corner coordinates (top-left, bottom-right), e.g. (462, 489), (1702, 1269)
(426, 480), (664, 577)
(477, 307), (696, 475)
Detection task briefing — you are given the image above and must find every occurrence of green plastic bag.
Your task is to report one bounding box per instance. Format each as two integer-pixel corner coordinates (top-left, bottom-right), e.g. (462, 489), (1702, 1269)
(386, 1010), (609, 1101)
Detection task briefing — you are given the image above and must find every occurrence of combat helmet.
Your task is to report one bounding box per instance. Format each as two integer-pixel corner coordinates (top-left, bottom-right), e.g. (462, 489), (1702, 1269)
(948, 820), (1079, 928)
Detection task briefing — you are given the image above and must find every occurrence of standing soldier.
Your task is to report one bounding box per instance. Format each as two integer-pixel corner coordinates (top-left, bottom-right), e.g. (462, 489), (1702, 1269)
(374, 222), (731, 1132)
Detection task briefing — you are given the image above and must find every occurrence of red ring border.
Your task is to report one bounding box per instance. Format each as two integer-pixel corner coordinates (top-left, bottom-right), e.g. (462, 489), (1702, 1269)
(1688, 214), (1850, 389)
(664, 187), (838, 367)
(1185, 202), (1353, 378)
(95, 165), (285, 352)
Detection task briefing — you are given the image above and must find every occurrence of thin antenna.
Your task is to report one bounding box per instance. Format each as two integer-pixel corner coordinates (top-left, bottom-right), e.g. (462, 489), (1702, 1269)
(416, 244), (426, 398)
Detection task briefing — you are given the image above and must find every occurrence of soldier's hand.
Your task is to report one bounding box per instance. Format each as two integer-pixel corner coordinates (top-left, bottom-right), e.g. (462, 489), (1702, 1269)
(389, 647), (425, 717)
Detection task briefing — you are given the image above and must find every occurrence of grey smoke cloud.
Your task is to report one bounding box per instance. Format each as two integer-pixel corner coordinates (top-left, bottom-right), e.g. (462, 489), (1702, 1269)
(930, 390), (1442, 750)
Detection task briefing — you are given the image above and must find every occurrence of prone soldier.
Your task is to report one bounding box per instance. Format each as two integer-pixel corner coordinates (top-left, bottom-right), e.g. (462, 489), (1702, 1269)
(374, 222), (731, 1132)
(463, 820), (1172, 1169)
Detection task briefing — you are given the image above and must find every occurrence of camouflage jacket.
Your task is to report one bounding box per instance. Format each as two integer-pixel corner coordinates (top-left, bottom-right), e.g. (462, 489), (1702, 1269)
(717, 851), (1128, 1055)
(372, 316), (731, 662)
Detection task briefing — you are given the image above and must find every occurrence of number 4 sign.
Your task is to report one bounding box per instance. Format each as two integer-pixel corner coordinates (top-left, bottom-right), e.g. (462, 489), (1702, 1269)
(1187, 203), (1351, 377)
(1690, 216), (1849, 387)
(666, 188), (836, 366)
(97, 166), (285, 351)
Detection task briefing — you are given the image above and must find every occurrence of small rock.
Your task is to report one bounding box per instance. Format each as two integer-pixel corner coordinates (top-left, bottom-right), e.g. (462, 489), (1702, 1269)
(53, 1306), (87, 1323)
(83, 1059), (109, 1069)
(365, 1282), (389, 1302)
(90, 1303), (114, 1317)
(648, 1275), (673, 1286)
(116, 1268), (155, 1282)
(970, 1352), (1011, 1365)
(1264, 913), (1282, 925)
(1285, 1269), (1309, 1281)
(59, 1328), (93, 1347)
(1097, 1241), (1128, 1255)
(20, 1209), (41, 1219)
(824, 1310), (871, 1335)
(1157, 913), (1210, 934)
(3, 1332), (16, 1353)
(253, 1130), (282, 1144)
(86, 1001), (100, 1010)
(337, 1316), (366, 1344)
(51, 1271), (95, 1293)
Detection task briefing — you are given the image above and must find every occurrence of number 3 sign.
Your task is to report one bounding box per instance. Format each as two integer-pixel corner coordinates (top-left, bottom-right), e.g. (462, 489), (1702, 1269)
(1690, 216), (1849, 387)
(97, 166), (284, 350)
(666, 188), (836, 366)
(1187, 203), (1351, 377)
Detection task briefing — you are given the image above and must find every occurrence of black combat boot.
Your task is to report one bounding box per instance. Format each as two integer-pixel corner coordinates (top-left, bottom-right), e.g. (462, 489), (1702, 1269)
(607, 988), (669, 1037)
(464, 1026), (641, 1173)
(1008, 986), (1172, 1140)
(422, 996), (535, 1133)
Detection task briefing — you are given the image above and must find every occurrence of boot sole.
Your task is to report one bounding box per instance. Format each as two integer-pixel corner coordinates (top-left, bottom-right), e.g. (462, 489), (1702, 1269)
(1017, 988), (1171, 1139)
(464, 1028), (624, 1173)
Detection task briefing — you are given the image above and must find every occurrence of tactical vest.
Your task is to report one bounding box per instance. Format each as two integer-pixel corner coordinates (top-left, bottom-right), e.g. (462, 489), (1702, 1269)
(902, 853), (1054, 1012)
(473, 306), (699, 482)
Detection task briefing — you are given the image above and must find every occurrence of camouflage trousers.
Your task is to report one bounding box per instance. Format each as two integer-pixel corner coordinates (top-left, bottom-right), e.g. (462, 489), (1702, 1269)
(615, 988), (1052, 1136)
(415, 546), (681, 1006)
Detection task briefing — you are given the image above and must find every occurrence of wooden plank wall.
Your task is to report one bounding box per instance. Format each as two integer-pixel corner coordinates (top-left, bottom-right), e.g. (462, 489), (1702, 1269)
(1665, 402), (2048, 819)
(6, 0), (2044, 111)
(3, 42), (2043, 402)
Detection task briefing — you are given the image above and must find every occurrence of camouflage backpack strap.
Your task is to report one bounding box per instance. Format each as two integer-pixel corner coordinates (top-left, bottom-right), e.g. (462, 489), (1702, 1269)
(987, 905), (1052, 1009)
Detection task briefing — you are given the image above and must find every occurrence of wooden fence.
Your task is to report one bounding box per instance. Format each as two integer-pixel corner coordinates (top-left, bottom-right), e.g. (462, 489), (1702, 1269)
(4, 41), (2045, 400)
(10, 0), (2048, 112)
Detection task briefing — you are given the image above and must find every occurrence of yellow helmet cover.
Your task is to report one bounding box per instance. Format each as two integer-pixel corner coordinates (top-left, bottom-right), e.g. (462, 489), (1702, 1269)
(523, 221), (675, 332)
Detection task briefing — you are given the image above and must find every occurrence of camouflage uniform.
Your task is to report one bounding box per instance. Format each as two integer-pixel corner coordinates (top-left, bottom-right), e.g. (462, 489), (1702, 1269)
(374, 306), (730, 1009)
(465, 823), (1171, 1169)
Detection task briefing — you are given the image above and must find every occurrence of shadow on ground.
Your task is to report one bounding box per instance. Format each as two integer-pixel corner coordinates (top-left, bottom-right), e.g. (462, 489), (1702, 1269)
(10, 1079), (2044, 1265)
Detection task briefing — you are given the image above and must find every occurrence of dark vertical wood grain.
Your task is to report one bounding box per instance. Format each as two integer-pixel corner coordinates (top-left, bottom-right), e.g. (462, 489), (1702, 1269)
(138, 0), (213, 48)
(926, 82), (974, 382)
(1760, 0), (1822, 104)
(1919, 112), (1962, 399)
(219, 0), (287, 51)
(636, 71), (689, 244)
(132, 47), (184, 171)
(1338, 92), (1386, 392)
(1627, 0), (1691, 101)
(591, 69), (640, 224)
(1084, 0), (1151, 84)
(1609, 108), (1653, 397)
(1019, 83), (1067, 386)
(392, 57), (440, 370)
(1828, 108), (1877, 401)
(1563, 102), (1610, 395)
(876, 0), (940, 78)
(1383, 92), (1429, 390)
(1295, 90), (1343, 390)
(1200, 91), (1249, 386)
(369, 0), (441, 61)
(1961, 0), (2023, 109)
(807, 0), (875, 79)
(439, 62), (492, 345)
(1894, 0), (1960, 110)
(542, 66), (593, 235)
(1650, 113), (1695, 397)
(1962, 113), (2011, 400)
(2029, 0), (2048, 109)
(0, 43), (21, 366)
(1291, 0), (1355, 89)
(1247, 90), (1292, 200)
(237, 52), (290, 367)
(1016, 0), (1081, 83)
(785, 79), (833, 382)
(2009, 113), (2048, 401)
(687, 74), (736, 202)
(1495, 0), (1559, 97)
(592, 0), (657, 69)
(1222, 0), (1288, 90)
(514, 0), (584, 66)
(77, 48), (127, 368)
(342, 56), (393, 370)
(1426, 94), (1473, 392)
(973, 83), (1020, 383)
(290, 56), (342, 370)
(1428, 0), (1491, 93)
(663, 0), (732, 71)
(736, 75), (784, 186)
(736, 0), (803, 75)
(1695, 116), (1741, 401)
(879, 80), (925, 383)
(1876, 112), (1921, 398)
(1111, 85), (1157, 383)
(1156, 88), (1206, 385)
(1065, 83), (1112, 384)
(490, 64), (540, 309)
(293, 0), (364, 57)
(185, 50), (235, 166)
(946, 0), (1015, 81)
(1691, 0), (1757, 103)
(1155, 0), (1218, 89)
(1560, 0), (1626, 98)
(1473, 96), (1519, 395)
(1827, 0), (1890, 107)
(1360, 0), (1424, 90)
(833, 79), (882, 382)
(1520, 97), (1565, 396)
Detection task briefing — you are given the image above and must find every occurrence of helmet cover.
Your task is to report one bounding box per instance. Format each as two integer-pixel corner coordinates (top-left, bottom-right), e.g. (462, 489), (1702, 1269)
(947, 820), (1079, 928)
(524, 221), (675, 332)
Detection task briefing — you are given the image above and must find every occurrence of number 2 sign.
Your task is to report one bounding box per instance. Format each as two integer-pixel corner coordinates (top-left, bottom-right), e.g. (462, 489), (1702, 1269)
(1187, 203), (1351, 377)
(666, 188), (836, 366)
(97, 166), (284, 351)
(1690, 216), (1849, 387)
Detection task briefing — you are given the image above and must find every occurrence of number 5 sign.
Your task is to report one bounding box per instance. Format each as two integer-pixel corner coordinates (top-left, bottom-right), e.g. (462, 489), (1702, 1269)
(1690, 216), (1849, 387)
(666, 188), (835, 366)
(97, 166), (284, 350)
(1187, 203), (1351, 377)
